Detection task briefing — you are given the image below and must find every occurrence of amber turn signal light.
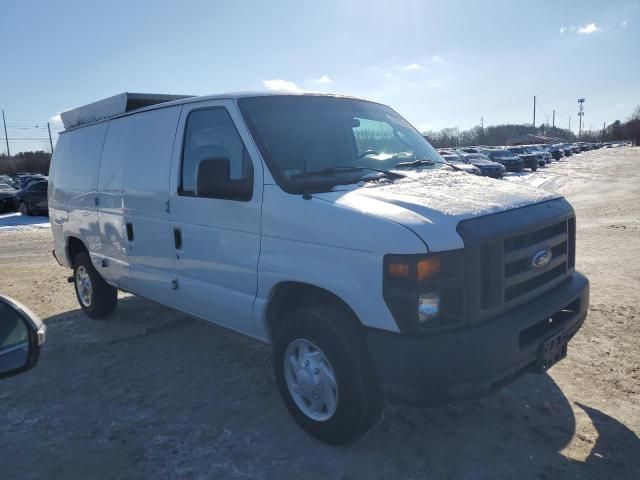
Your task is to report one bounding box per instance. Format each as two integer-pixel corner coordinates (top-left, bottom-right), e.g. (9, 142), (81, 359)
(417, 257), (441, 281)
(388, 263), (410, 278)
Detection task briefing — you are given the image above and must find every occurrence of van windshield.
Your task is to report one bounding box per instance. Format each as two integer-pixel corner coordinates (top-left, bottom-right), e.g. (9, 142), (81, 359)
(238, 95), (444, 193)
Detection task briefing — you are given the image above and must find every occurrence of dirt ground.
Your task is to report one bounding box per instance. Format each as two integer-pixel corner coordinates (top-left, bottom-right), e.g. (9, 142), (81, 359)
(1, 148), (638, 480)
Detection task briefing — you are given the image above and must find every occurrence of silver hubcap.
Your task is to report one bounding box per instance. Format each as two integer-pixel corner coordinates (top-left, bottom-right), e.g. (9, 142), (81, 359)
(76, 266), (93, 307)
(284, 339), (338, 421)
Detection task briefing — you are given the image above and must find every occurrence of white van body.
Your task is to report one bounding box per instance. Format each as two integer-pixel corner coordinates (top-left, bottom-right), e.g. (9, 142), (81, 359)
(49, 92), (589, 443)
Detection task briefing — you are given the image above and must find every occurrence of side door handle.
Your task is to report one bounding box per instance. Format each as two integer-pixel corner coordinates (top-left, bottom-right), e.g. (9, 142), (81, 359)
(126, 222), (134, 242)
(173, 227), (182, 250)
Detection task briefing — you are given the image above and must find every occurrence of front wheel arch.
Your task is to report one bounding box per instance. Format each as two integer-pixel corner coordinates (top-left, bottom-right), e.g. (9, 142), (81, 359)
(265, 282), (362, 342)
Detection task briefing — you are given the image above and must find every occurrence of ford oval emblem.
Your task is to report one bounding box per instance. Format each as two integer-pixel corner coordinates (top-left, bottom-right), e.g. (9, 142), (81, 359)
(531, 247), (553, 269)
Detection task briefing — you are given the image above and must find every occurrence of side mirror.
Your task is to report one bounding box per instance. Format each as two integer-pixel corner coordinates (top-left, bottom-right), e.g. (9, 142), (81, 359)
(0, 295), (46, 379)
(196, 157), (252, 201)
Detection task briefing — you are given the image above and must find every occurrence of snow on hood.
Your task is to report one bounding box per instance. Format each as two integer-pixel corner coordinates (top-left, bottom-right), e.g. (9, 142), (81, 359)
(313, 169), (560, 251)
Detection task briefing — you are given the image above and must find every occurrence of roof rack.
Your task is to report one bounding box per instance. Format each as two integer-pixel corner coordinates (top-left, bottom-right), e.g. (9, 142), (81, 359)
(59, 92), (194, 130)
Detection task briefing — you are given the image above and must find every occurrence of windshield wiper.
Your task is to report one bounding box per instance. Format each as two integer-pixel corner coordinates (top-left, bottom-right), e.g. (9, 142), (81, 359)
(395, 157), (465, 173)
(394, 159), (435, 168)
(293, 165), (405, 180)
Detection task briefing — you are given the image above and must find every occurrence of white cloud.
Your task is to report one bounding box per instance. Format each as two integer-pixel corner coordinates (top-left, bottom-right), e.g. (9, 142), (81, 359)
(262, 79), (304, 92)
(402, 63), (425, 71)
(431, 55), (446, 65)
(313, 74), (333, 84)
(577, 23), (600, 34)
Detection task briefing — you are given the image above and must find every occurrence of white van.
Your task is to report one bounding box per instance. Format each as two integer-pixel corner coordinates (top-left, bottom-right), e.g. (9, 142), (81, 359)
(49, 92), (589, 444)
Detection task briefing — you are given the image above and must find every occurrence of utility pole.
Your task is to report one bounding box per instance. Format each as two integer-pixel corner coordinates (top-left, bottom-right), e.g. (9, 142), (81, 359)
(480, 115), (483, 130)
(533, 95), (536, 127)
(552, 110), (555, 128)
(47, 122), (54, 153)
(578, 98), (585, 140)
(1, 110), (9, 157)
(569, 116), (571, 133)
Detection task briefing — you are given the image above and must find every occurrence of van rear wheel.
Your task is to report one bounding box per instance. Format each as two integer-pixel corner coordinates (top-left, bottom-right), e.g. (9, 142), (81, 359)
(273, 304), (383, 444)
(73, 251), (117, 319)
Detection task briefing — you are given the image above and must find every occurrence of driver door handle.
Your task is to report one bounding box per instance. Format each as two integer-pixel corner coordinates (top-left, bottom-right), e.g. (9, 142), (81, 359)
(173, 227), (182, 250)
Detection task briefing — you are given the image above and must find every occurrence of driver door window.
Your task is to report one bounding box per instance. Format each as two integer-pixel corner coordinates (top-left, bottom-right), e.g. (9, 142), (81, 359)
(180, 108), (253, 198)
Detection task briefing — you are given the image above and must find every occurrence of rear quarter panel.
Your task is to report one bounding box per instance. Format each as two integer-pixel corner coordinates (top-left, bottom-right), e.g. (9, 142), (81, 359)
(49, 122), (109, 267)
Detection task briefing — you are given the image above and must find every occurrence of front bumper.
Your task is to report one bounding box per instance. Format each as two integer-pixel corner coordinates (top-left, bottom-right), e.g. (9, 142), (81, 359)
(0, 196), (16, 212)
(366, 272), (589, 407)
(480, 168), (504, 178)
(502, 162), (524, 172)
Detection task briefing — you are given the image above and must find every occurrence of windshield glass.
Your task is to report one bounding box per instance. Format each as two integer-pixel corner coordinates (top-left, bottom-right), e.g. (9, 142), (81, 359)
(238, 95), (444, 193)
(490, 150), (511, 158)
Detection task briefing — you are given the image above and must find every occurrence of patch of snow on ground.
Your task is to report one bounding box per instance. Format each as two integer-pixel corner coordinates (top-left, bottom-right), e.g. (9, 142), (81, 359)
(0, 212), (50, 232)
(502, 149), (619, 195)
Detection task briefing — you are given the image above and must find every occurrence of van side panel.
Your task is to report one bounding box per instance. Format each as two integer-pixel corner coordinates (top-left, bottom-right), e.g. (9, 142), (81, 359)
(49, 122), (109, 268)
(96, 120), (129, 286)
(120, 106), (182, 305)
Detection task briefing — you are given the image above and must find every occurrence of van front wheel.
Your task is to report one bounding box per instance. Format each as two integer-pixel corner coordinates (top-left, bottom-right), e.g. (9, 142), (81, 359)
(273, 304), (383, 444)
(73, 251), (117, 319)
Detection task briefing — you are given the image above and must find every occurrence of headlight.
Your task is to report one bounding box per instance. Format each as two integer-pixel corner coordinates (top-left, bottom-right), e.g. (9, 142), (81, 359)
(418, 292), (440, 324)
(383, 251), (465, 333)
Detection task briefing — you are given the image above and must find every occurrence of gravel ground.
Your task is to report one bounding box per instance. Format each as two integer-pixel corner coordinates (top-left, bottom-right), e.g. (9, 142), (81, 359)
(1, 147), (638, 479)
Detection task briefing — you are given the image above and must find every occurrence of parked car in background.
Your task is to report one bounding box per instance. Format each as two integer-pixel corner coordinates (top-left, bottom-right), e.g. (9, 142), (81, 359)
(0, 182), (18, 213)
(527, 145), (552, 163)
(506, 147), (538, 171)
(570, 144), (581, 154)
(458, 147), (482, 154)
(559, 144), (573, 157)
(13, 180), (48, 216)
(546, 145), (564, 160)
(486, 149), (525, 172)
(439, 154), (482, 175)
(455, 152), (506, 178)
(4, 173), (47, 190)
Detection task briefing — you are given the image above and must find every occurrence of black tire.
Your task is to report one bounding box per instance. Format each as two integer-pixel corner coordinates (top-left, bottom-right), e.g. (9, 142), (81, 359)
(531, 165), (538, 172)
(273, 304), (383, 445)
(18, 201), (30, 216)
(73, 250), (117, 319)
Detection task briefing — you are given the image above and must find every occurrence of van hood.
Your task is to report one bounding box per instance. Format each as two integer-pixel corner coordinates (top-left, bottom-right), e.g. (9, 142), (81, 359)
(466, 158), (500, 166)
(313, 169), (560, 251)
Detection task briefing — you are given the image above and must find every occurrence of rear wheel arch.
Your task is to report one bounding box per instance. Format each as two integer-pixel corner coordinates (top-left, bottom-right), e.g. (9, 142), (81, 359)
(265, 282), (362, 341)
(66, 236), (88, 266)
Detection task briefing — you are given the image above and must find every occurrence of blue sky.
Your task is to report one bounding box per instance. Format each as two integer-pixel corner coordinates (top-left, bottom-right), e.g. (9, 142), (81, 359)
(1, 0), (638, 153)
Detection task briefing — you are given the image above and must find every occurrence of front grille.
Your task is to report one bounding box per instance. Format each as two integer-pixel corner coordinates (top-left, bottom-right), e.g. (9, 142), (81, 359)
(456, 198), (576, 324)
(483, 218), (573, 310)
